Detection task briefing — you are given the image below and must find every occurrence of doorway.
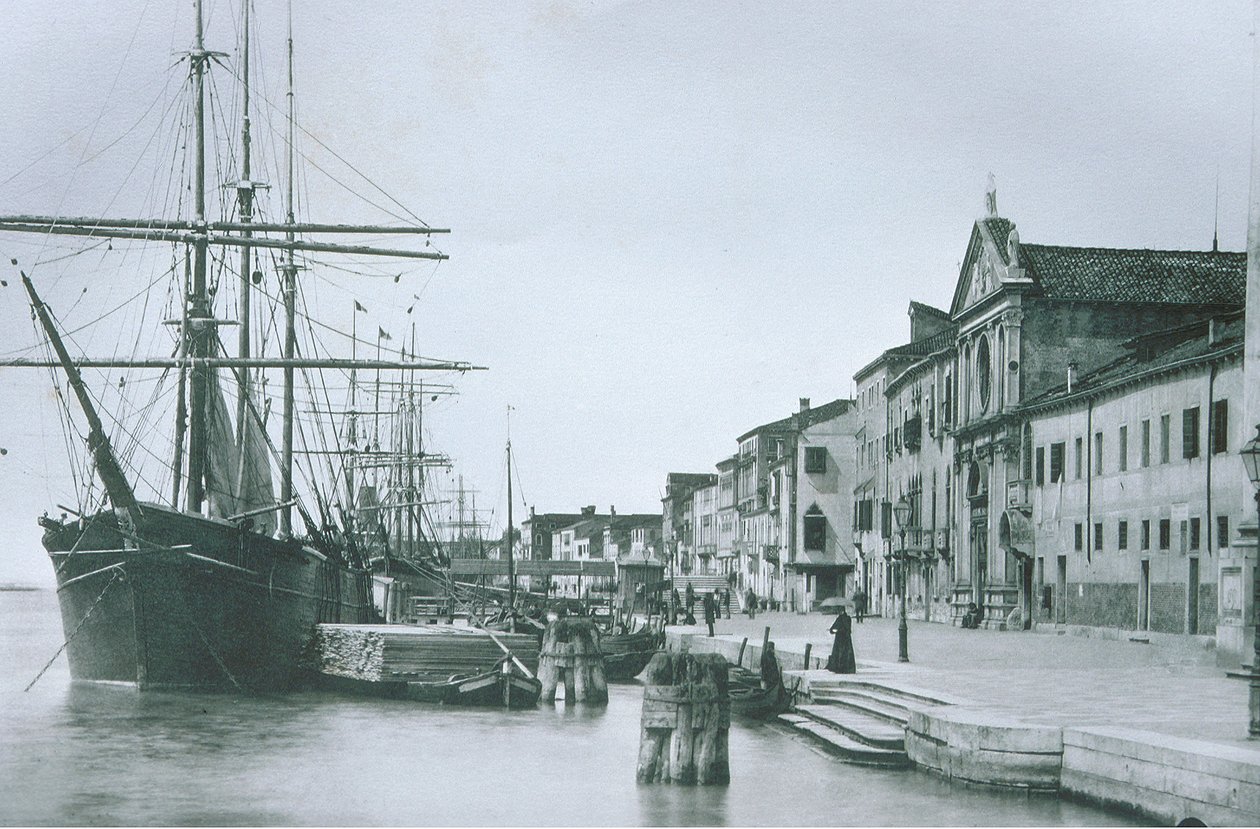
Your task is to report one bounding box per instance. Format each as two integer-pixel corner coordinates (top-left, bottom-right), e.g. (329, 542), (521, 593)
(1187, 557), (1199, 635)
(1055, 555), (1067, 624)
(1138, 559), (1150, 631)
(1020, 557), (1033, 630)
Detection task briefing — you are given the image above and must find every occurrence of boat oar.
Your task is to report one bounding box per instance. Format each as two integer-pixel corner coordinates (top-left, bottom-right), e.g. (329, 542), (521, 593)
(481, 626), (534, 680)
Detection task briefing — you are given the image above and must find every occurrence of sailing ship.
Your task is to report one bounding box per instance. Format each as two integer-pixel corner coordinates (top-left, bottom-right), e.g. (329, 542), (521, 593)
(1, 1), (477, 690)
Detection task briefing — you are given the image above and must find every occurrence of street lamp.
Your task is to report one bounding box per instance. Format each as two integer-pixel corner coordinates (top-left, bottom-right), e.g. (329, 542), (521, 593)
(893, 497), (912, 663)
(1239, 425), (1260, 738)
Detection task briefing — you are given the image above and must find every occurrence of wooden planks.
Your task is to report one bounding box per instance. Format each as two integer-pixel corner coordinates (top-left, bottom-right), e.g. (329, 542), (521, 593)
(313, 624), (539, 682)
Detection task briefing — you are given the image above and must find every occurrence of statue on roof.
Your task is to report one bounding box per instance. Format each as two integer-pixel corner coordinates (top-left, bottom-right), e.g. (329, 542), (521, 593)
(984, 172), (998, 217)
(1007, 225), (1020, 267)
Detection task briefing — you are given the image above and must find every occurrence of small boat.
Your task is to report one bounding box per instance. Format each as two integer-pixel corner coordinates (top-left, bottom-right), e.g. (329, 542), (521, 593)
(729, 675), (791, 720)
(599, 623), (663, 681)
(403, 659), (542, 709)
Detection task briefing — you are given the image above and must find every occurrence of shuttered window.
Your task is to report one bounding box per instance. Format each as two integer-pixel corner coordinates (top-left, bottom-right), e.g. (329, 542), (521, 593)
(1049, 442), (1065, 483)
(1183, 407), (1200, 459)
(1212, 399), (1228, 455)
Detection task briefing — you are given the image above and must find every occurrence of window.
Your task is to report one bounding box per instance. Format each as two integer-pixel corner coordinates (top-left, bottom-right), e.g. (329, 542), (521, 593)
(1218, 515), (1230, 549)
(880, 501), (892, 537)
(1074, 523), (1083, 551)
(1118, 520), (1128, 550)
(1141, 520), (1151, 550)
(1094, 431), (1104, 475)
(1159, 519), (1171, 550)
(804, 446), (827, 474)
(1035, 447), (1045, 486)
(1022, 427), (1033, 480)
(977, 335), (992, 411)
(1118, 425), (1128, 472)
(1049, 442), (1065, 483)
(1160, 414), (1170, 463)
(1074, 437), (1083, 479)
(1190, 517), (1201, 550)
(1183, 407), (1200, 459)
(1093, 522), (1103, 551)
(1211, 399), (1228, 455)
(803, 507), (826, 551)
(1140, 419), (1151, 468)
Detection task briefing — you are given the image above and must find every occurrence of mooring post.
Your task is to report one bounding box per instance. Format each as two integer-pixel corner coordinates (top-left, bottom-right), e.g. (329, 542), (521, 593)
(761, 626), (770, 654)
(636, 651), (730, 785)
(802, 642), (812, 670)
(537, 618), (608, 704)
(736, 637), (748, 669)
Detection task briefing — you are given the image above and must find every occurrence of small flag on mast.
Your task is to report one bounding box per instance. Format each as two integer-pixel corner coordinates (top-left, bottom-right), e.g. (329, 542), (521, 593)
(378, 326), (392, 341)
(354, 300), (367, 312)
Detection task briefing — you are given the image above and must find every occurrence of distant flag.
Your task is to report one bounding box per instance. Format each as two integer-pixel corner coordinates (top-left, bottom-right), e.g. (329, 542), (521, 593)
(378, 326), (392, 341)
(354, 300), (367, 312)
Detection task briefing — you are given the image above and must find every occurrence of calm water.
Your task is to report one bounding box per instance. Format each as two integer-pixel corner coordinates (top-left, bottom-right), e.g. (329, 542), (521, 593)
(0, 590), (1141, 826)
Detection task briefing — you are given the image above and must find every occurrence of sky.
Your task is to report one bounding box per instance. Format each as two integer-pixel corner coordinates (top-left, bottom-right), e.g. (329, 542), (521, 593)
(0, 1), (1254, 586)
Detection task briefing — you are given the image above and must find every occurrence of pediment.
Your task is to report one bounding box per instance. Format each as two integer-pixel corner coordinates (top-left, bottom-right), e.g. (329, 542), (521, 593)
(949, 218), (1030, 316)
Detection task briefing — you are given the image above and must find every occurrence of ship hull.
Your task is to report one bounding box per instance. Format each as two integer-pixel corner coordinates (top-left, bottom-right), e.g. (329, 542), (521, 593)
(44, 503), (374, 691)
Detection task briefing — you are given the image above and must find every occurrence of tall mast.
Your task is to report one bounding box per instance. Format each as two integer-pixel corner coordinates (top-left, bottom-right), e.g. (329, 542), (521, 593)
(234, 0), (258, 499)
(507, 415), (515, 611)
(280, 0), (297, 536)
(185, 0), (212, 514)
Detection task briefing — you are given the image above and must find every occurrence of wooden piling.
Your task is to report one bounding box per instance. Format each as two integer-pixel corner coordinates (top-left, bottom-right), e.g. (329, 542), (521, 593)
(761, 626), (771, 652)
(802, 643), (812, 670)
(636, 651), (730, 785)
(537, 619), (608, 704)
(736, 637), (748, 669)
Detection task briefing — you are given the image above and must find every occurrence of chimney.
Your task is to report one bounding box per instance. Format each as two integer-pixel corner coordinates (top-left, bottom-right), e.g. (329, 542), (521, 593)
(610, 505), (616, 516)
(1067, 362), (1078, 394)
(582, 505), (595, 517)
(799, 397), (811, 413)
(1208, 318), (1222, 347)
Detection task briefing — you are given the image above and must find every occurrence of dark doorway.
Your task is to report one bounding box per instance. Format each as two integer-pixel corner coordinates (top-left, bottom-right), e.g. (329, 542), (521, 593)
(1138, 559), (1150, 631)
(1056, 555), (1067, 624)
(1187, 557), (1199, 635)
(1020, 557), (1033, 630)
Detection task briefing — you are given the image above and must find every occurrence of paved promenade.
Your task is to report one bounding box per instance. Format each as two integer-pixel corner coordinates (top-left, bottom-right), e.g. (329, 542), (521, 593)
(671, 610), (1254, 748)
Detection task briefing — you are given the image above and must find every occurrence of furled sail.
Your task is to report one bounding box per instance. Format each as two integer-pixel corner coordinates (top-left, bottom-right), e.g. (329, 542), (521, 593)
(204, 368), (242, 520)
(236, 380), (276, 536)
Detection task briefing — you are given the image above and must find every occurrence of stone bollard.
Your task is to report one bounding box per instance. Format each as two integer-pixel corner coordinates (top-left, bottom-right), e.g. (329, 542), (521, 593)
(636, 652), (730, 785)
(537, 619), (608, 704)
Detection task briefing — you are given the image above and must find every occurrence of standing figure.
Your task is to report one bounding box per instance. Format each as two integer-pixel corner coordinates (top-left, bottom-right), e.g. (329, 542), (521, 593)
(670, 588), (682, 626)
(722, 588), (732, 619)
(760, 641), (782, 690)
(684, 582), (697, 626)
(853, 588), (867, 623)
(703, 592), (716, 637)
(826, 607), (856, 674)
(745, 588), (757, 620)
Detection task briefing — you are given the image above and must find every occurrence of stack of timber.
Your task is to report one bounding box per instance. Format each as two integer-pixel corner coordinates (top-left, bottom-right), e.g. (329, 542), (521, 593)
(310, 624), (541, 707)
(600, 623), (663, 681)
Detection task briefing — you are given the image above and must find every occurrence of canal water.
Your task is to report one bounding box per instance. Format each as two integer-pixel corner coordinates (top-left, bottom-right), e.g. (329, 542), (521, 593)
(0, 590), (1139, 826)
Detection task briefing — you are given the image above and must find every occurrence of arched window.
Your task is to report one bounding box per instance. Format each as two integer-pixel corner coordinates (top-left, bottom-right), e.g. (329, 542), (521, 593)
(803, 505), (826, 552)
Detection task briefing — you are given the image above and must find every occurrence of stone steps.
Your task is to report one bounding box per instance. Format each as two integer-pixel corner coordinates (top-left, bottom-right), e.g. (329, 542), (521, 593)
(808, 688), (912, 724)
(777, 713), (910, 768)
(795, 703), (906, 751)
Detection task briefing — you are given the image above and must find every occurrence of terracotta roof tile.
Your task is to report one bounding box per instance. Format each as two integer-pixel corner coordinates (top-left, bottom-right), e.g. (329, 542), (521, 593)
(1020, 245), (1244, 304)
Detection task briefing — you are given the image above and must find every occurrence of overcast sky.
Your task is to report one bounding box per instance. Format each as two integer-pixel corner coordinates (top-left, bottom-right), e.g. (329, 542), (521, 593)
(0, 1), (1253, 586)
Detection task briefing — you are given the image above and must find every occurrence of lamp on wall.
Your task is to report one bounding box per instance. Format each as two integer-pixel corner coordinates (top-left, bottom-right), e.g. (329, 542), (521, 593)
(1239, 426), (1260, 738)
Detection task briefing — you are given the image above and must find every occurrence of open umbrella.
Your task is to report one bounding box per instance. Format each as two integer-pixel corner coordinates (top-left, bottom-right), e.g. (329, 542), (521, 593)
(817, 596), (854, 611)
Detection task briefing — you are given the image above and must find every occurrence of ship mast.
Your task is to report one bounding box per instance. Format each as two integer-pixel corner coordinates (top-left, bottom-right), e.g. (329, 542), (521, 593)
(185, 0), (212, 514)
(280, 0), (297, 536)
(507, 414), (515, 611)
(234, 0), (261, 498)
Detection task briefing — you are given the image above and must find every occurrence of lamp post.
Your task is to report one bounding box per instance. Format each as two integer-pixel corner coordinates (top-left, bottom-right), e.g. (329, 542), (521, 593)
(893, 497), (912, 663)
(1239, 426), (1260, 738)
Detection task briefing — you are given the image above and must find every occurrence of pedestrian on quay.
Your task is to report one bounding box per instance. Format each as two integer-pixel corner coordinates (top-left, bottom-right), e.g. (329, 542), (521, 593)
(853, 588), (867, 623)
(826, 605), (856, 674)
(745, 588), (757, 619)
(670, 588), (682, 625)
(684, 582), (697, 626)
(722, 588), (732, 619)
(703, 592), (716, 637)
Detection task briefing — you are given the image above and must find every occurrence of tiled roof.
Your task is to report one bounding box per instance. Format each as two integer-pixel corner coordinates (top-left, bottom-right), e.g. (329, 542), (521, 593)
(982, 217), (1015, 263)
(1022, 311), (1243, 409)
(1020, 245), (1245, 305)
(737, 397), (854, 441)
(908, 300), (951, 320)
(887, 325), (957, 359)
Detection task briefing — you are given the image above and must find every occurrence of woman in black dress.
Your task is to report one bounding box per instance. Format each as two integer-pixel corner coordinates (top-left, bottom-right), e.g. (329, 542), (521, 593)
(826, 606), (856, 673)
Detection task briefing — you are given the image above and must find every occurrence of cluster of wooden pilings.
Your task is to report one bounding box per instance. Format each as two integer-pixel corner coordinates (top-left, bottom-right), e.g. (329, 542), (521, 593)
(636, 651), (730, 785)
(537, 619), (608, 704)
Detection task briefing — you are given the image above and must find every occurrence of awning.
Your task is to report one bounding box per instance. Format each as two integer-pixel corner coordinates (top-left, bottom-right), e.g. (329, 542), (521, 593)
(785, 550), (855, 571)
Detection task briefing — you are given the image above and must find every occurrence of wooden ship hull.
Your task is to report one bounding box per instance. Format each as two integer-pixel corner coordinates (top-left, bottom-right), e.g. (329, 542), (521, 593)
(42, 504), (374, 690)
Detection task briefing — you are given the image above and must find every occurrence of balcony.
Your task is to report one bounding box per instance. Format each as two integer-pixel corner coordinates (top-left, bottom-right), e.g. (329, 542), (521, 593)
(904, 415), (922, 452)
(1007, 480), (1031, 510)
